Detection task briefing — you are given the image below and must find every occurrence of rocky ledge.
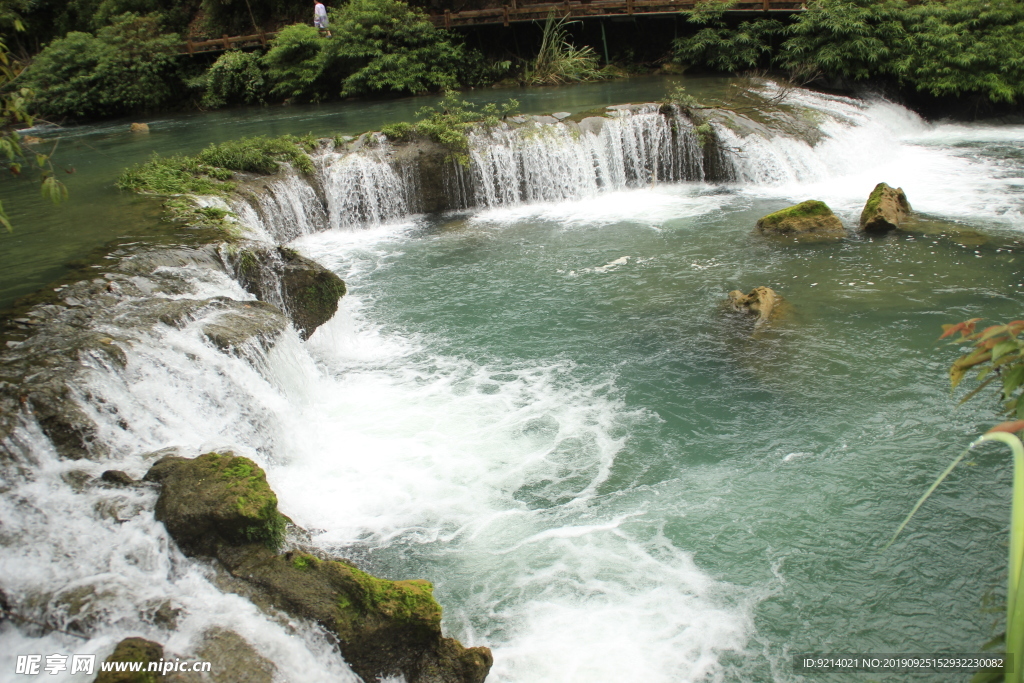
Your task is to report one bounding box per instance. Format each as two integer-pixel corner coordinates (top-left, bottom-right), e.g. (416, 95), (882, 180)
(144, 452), (492, 683)
(0, 241), (344, 462)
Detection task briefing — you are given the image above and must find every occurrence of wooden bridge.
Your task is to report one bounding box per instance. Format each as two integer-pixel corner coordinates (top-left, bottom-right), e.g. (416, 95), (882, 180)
(178, 0), (803, 54)
(431, 0), (803, 28)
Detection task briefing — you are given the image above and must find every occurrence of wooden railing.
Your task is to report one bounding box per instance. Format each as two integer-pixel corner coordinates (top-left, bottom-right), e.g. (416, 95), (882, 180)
(431, 0), (804, 28)
(177, 1), (803, 54)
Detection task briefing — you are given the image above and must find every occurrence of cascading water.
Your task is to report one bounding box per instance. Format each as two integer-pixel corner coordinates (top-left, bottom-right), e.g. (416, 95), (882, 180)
(461, 105), (712, 208)
(5, 81), (1024, 683)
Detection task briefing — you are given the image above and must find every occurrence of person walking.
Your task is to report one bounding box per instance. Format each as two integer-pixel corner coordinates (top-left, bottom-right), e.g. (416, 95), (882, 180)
(314, 0), (331, 37)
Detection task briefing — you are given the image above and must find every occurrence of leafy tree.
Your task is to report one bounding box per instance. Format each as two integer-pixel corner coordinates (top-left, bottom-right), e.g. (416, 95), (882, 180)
(0, 9), (67, 230)
(23, 13), (184, 119)
(190, 49), (268, 108)
(263, 0), (471, 101)
(673, 0), (1024, 106)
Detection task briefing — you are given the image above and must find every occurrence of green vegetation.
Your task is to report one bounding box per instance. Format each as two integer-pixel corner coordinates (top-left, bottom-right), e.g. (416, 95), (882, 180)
(118, 134), (315, 195)
(196, 451), (287, 550)
(381, 90), (519, 165)
(526, 12), (608, 86)
(190, 49), (268, 108)
(674, 0), (1024, 106)
(263, 0), (477, 101)
(756, 200), (832, 228)
(0, 27), (67, 232)
(886, 320), (1024, 683)
(23, 13), (185, 119)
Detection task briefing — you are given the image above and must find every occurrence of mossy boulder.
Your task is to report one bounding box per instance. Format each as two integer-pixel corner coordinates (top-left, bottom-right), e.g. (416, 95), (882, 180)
(94, 637), (164, 683)
(229, 245), (346, 340)
(144, 452), (286, 555)
(145, 453), (492, 683)
(859, 182), (910, 232)
(756, 200), (846, 239)
(216, 545), (491, 683)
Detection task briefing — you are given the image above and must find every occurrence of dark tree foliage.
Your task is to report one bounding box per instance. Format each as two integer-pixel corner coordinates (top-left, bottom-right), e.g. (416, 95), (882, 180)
(263, 0), (476, 100)
(23, 13), (185, 119)
(674, 0), (1024, 106)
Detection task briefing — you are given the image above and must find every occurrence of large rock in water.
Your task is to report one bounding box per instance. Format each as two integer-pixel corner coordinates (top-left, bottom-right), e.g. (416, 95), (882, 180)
(728, 286), (781, 325)
(859, 182), (910, 232)
(756, 201), (845, 239)
(94, 637), (164, 683)
(229, 246), (346, 339)
(145, 453), (492, 683)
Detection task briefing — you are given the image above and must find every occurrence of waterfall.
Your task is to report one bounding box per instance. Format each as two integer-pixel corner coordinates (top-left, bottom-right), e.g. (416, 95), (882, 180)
(228, 107), (727, 241)
(462, 105), (713, 208)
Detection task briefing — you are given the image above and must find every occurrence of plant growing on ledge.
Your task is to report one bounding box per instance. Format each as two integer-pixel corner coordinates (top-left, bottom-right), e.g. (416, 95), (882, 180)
(382, 90), (519, 165)
(525, 12), (608, 86)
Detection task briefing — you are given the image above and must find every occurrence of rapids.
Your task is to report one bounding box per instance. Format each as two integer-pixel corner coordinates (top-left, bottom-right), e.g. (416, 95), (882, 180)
(3, 79), (1024, 682)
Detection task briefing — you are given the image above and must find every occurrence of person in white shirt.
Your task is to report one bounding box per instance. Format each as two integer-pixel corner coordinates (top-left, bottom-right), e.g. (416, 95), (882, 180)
(314, 0), (331, 36)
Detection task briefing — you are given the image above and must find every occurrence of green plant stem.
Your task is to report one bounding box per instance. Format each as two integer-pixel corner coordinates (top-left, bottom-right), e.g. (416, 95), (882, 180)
(978, 431), (1024, 683)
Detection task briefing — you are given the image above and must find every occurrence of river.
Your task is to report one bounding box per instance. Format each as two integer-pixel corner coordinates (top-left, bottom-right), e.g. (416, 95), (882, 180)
(2, 75), (1024, 682)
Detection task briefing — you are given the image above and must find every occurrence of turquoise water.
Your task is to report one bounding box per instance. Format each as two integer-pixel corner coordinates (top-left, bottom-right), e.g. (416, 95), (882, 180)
(0, 75), (733, 309)
(3, 78), (1024, 682)
(288, 183), (1022, 680)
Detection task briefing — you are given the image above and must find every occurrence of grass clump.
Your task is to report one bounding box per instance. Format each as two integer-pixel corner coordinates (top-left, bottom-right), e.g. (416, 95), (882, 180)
(118, 134), (316, 197)
(526, 12), (611, 86)
(378, 90), (518, 165)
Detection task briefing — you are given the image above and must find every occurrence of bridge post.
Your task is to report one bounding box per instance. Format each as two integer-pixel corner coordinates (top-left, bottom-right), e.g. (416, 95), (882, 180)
(444, 9), (451, 27)
(503, 6), (509, 25)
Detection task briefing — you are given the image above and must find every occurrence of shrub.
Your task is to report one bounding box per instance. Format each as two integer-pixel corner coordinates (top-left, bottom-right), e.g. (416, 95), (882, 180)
(118, 134), (316, 195)
(23, 13), (183, 119)
(262, 0), (476, 101)
(191, 49), (268, 108)
(673, 0), (1024, 106)
(527, 13), (610, 85)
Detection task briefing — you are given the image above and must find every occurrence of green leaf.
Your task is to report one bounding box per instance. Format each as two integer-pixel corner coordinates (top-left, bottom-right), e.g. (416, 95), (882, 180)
(41, 176), (68, 204)
(993, 340), (1020, 362)
(1004, 365), (1024, 399)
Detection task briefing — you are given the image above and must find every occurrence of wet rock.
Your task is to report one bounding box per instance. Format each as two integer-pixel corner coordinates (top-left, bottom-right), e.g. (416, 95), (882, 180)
(577, 116), (607, 136)
(859, 182), (910, 232)
(143, 600), (182, 630)
(227, 245), (345, 340)
(195, 628), (275, 683)
(728, 286), (781, 325)
(756, 200), (845, 239)
(388, 137), (457, 214)
(95, 637), (164, 682)
(129, 122), (149, 133)
(145, 453), (492, 683)
(200, 301), (287, 351)
(101, 470), (135, 486)
(144, 452), (286, 555)
(552, 111), (571, 120)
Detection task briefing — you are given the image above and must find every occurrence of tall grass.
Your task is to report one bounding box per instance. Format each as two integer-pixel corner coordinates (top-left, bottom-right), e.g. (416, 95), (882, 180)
(526, 13), (608, 86)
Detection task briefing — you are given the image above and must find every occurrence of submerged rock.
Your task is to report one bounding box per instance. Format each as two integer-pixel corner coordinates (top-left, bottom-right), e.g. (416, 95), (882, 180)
(859, 182), (910, 232)
(728, 286), (782, 325)
(145, 453), (492, 683)
(129, 122), (149, 133)
(94, 637), (163, 683)
(756, 201), (845, 239)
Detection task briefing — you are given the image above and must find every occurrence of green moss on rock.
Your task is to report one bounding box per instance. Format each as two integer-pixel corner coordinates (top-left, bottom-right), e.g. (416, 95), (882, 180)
(756, 200), (846, 239)
(859, 182), (911, 232)
(212, 546), (487, 683)
(144, 452), (287, 553)
(94, 637), (164, 683)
